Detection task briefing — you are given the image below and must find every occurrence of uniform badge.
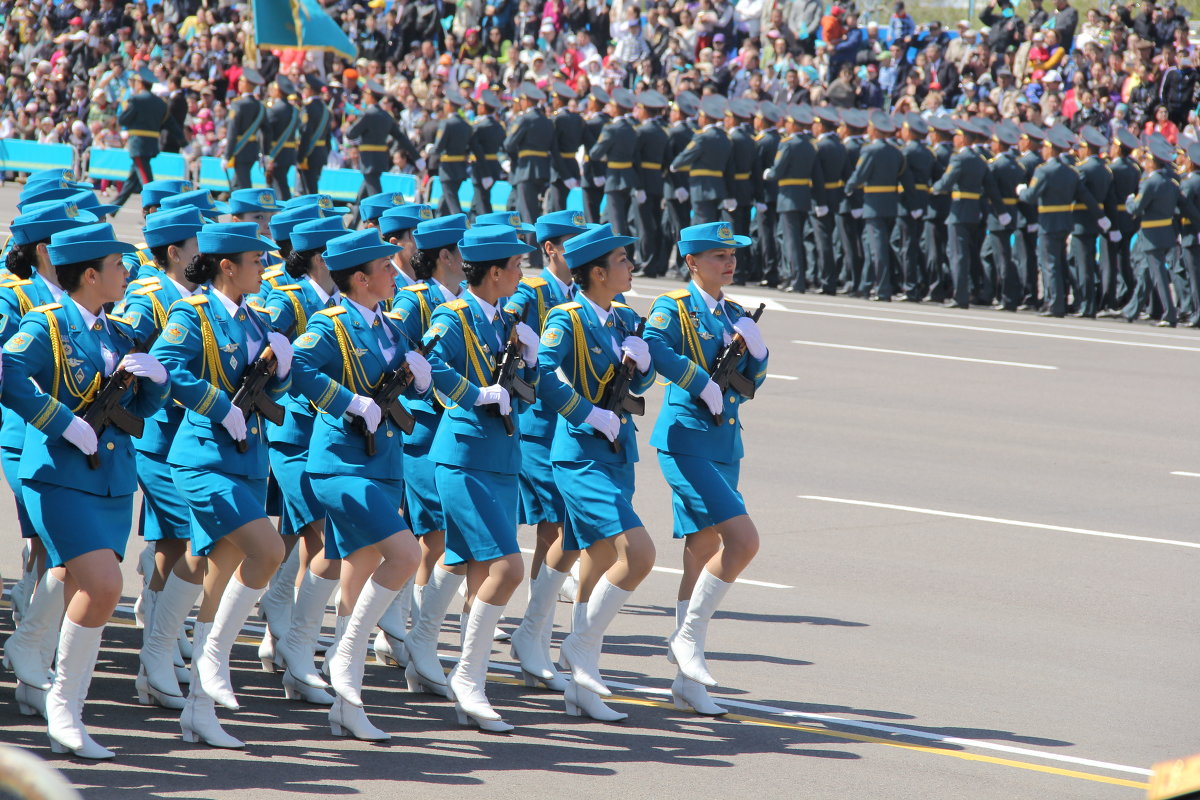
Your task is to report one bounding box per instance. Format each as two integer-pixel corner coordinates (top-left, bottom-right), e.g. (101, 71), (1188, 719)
(268, 306), (281, 321)
(67, 357), (85, 368)
(221, 342), (239, 353)
(717, 223), (734, 242)
(572, 212), (585, 226)
(64, 204), (79, 218)
(509, 213), (521, 228)
(590, 345), (603, 355)
(74, 368), (86, 383)
(395, 307), (410, 322)
(429, 322), (448, 338)
(318, 196), (334, 209)
(541, 327), (563, 347)
(392, 194), (405, 205)
(698, 328), (715, 340)
(4, 332), (31, 352)
(648, 311), (670, 330)
(420, 207), (434, 220)
(229, 355), (238, 369)
(295, 332), (321, 349)
(258, 191), (274, 206)
(163, 323), (187, 344)
(126, 310), (141, 327)
(354, 347), (369, 357)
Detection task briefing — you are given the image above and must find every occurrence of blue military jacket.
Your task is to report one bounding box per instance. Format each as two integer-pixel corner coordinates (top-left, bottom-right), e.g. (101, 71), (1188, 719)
(262, 278), (337, 446)
(120, 274), (190, 456)
(502, 271), (575, 440)
(392, 279), (456, 450)
(291, 301), (410, 479)
(1, 300), (167, 496)
(151, 291), (288, 478)
(537, 298), (655, 465)
(644, 284), (768, 463)
(0, 273), (64, 452)
(424, 293), (537, 475)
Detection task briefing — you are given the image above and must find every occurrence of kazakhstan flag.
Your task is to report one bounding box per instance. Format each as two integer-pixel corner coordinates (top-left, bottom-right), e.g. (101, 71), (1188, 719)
(253, 0), (358, 60)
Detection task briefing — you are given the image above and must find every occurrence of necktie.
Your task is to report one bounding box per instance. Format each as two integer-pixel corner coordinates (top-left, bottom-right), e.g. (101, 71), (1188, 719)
(370, 316), (391, 354)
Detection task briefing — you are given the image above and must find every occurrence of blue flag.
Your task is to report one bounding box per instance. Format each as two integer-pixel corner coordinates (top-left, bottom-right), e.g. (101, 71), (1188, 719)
(253, 0), (358, 60)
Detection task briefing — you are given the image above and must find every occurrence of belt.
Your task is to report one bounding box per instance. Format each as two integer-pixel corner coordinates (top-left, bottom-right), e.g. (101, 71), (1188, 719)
(607, 161), (633, 169)
(778, 178), (812, 187)
(1002, 198), (1018, 205)
(484, 154), (499, 160)
(1038, 204), (1073, 213)
(952, 191), (981, 200)
(1116, 204), (1127, 211)
(1184, 217), (1192, 225)
(560, 152), (577, 158)
(915, 184), (929, 191)
(359, 144), (388, 152)
(825, 181), (844, 189)
(734, 173), (750, 180)
(280, 142), (297, 148)
(1142, 218), (1173, 228)
(127, 129), (160, 138)
(439, 154), (467, 162)
(640, 162), (662, 170)
(315, 140), (327, 147)
(691, 169), (724, 177)
(863, 185), (899, 193)
(518, 150), (549, 158)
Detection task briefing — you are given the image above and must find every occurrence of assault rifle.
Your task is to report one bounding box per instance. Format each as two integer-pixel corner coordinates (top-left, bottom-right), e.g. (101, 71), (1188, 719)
(82, 332), (158, 470)
(231, 345), (286, 453)
(595, 318), (647, 454)
(353, 335), (440, 456)
(697, 303), (765, 426)
(491, 309), (536, 436)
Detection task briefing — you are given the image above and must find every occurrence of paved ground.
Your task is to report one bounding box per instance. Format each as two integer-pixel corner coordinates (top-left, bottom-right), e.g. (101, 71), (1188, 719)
(1, 189), (1198, 797)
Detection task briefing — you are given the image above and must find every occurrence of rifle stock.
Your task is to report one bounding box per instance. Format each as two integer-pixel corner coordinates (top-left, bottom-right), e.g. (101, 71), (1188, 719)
(82, 333), (159, 469)
(352, 335), (440, 456)
(596, 318), (647, 454)
(231, 345), (284, 454)
(697, 303), (765, 426)
(490, 310), (534, 437)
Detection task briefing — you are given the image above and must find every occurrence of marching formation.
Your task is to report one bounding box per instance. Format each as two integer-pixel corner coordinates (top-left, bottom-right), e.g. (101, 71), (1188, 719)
(0, 163), (770, 755)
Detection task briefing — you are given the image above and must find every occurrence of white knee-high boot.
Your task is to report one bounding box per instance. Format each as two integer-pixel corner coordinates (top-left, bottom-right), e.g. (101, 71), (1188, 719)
(4, 572), (64, 690)
(196, 577), (264, 710)
(403, 568), (464, 693)
(562, 602), (626, 721)
(179, 621), (243, 749)
(139, 574), (203, 705)
(448, 600), (512, 732)
(46, 620), (113, 759)
(669, 570), (733, 687)
(259, 545), (299, 640)
(510, 566), (568, 690)
(669, 599), (726, 715)
(133, 542), (155, 629)
(558, 576), (632, 697)
(278, 571), (337, 692)
(328, 579), (399, 708)
(373, 578), (413, 668)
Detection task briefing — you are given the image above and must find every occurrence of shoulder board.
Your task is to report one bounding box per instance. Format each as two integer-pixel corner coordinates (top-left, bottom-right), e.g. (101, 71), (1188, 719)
(2, 279), (32, 288)
(666, 289), (691, 299)
(107, 313), (134, 326)
(276, 283), (303, 293)
(444, 299), (470, 311)
(383, 311), (404, 321)
(132, 285), (163, 296)
(135, 242), (150, 250)
(183, 295), (208, 307)
(521, 276), (548, 288)
(248, 303), (269, 314)
(315, 306), (347, 318)
(402, 283), (430, 292)
(29, 303), (61, 313)
(262, 266), (285, 278)
(611, 300), (630, 309)
(132, 276), (161, 286)
(725, 298), (746, 312)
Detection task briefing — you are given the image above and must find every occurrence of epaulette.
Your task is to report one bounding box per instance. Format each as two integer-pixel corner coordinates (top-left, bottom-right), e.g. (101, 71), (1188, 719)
(521, 276), (548, 288)
(276, 283), (303, 292)
(107, 313), (134, 326)
(315, 306), (347, 318)
(383, 311), (404, 321)
(2, 279), (32, 288)
(554, 301), (582, 312)
(444, 299), (470, 311)
(30, 303), (61, 313)
(262, 266), (285, 278)
(183, 295), (208, 306)
(666, 289), (690, 299)
(612, 300), (630, 308)
(725, 297), (746, 312)
(132, 285), (163, 296)
(132, 276), (161, 286)
(402, 283), (430, 292)
(248, 302), (269, 314)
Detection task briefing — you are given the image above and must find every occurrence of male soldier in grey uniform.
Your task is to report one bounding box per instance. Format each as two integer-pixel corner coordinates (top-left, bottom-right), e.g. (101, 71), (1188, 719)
(1069, 125), (1114, 318)
(1014, 123), (1045, 309)
(810, 106), (845, 294)
(663, 92), (697, 278)
(836, 110), (868, 295)
(844, 110), (910, 302)
(932, 118), (989, 308)
(670, 95), (732, 226)
(983, 121), (1025, 310)
(895, 113), (932, 301)
(114, 67), (181, 209)
(589, 88), (640, 239)
(225, 68), (267, 192)
(924, 116), (956, 302)
(544, 81), (584, 214)
(580, 87), (610, 224)
(264, 75), (302, 201)
(633, 90), (669, 275)
(504, 82), (555, 266)
(470, 90), (506, 217)
(726, 98), (759, 285)
(432, 88), (472, 216)
(347, 79), (420, 226)
(297, 73), (332, 196)
(1098, 127), (1143, 315)
(771, 104), (824, 293)
(752, 102), (783, 287)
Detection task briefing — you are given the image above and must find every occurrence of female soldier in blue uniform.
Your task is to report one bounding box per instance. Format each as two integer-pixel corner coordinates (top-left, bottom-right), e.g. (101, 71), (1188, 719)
(2, 222), (169, 758)
(382, 212), (468, 693)
(504, 209), (589, 693)
(380, 202), (434, 291)
(122, 207), (209, 712)
(0, 200), (98, 720)
(424, 225), (541, 732)
(644, 221), (769, 716)
(260, 216), (347, 708)
(151, 222), (293, 749)
(291, 228), (430, 740)
(535, 223), (658, 720)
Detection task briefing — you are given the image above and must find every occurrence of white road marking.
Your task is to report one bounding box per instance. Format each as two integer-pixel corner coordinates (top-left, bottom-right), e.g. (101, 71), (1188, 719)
(516, 548), (793, 589)
(800, 495), (1200, 551)
(792, 340), (1057, 370)
(765, 373), (799, 381)
(1170, 471), (1200, 478)
(726, 294), (791, 312)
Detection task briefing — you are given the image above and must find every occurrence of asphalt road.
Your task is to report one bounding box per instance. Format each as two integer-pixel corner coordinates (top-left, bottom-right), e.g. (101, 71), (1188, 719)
(1, 188), (1198, 798)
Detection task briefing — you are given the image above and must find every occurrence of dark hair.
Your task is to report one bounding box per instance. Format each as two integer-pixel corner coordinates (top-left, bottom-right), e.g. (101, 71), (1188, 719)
(569, 252), (615, 292)
(463, 256), (508, 286)
(184, 251), (239, 284)
(5, 240), (43, 280)
(411, 244), (456, 281)
(56, 256), (106, 293)
(330, 263), (370, 294)
(277, 240), (293, 259)
(285, 247), (321, 279)
(150, 243), (172, 271)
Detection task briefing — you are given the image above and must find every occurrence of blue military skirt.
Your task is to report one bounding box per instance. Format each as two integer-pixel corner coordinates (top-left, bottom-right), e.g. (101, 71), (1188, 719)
(22, 481), (133, 567)
(136, 451), (193, 542)
(268, 442), (325, 535)
(169, 466), (268, 557)
(311, 474), (408, 559)
(402, 443), (444, 536)
(2, 446), (35, 539)
(435, 465), (518, 566)
(554, 459), (642, 550)
(516, 434), (564, 526)
(656, 451), (746, 539)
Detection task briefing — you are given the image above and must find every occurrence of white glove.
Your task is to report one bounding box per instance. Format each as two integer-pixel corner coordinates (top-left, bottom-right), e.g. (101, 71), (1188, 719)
(501, 158), (512, 173)
(474, 384), (511, 416)
(1027, 223), (1039, 233)
(267, 332), (293, 379)
(998, 212), (1012, 227)
(120, 352), (167, 384)
(416, 157), (427, 171)
(1125, 193), (1136, 209)
(482, 176), (495, 189)
(733, 317), (767, 360)
(584, 406), (620, 442)
(698, 379), (723, 417)
(674, 186), (689, 203)
(814, 205), (828, 217)
(346, 393), (382, 433)
(763, 167), (775, 181)
(911, 208), (924, 219)
(593, 176), (606, 187)
(850, 208), (863, 219)
(755, 202), (767, 214)
(1109, 230), (1122, 242)
(61, 416), (98, 455)
(1196, 232), (1200, 247)
(620, 335), (651, 372)
(565, 178), (579, 189)
(635, 189), (647, 204)
(1016, 183), (1028, 195)
(515, 321), (539, 362)
(721, 198), (737, 212)
(1098, 216), (1112, 232)
(221, 406), (247, 441)
(404, 350), (432, 393)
